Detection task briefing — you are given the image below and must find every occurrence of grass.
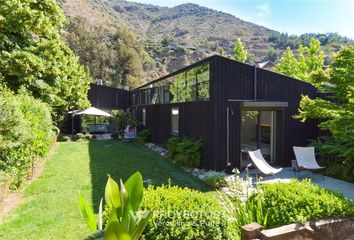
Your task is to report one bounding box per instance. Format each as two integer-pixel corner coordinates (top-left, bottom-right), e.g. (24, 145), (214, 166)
(0, 140), (212, 239)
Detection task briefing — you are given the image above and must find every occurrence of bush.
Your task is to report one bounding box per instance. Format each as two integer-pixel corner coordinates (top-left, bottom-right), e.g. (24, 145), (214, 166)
(203, 171), (227, 188)
(166, 137), (201, 168)
(0, 87), (54, 188)
(326, 163), (354, 183)
(74, 133), (86, 141)
(257, 179), (354, 228)
(141, 183), (229, 239)
(138, 129), (151, 143)
(58, 135), (71, 142)
(84, 133), (93, 140)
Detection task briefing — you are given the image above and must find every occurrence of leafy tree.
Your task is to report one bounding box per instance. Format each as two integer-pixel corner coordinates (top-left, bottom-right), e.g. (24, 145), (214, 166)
(295, 45), (354, 162)
(273, 38), (325, 84)
(233, 38), (248, 63)
(0, 0), (90, 121)
(65, 17), (117, 85)
(265, 47), (277, 62)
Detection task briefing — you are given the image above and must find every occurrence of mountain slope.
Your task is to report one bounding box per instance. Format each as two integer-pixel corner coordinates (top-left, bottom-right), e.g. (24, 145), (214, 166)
(59, 0), (353, 85)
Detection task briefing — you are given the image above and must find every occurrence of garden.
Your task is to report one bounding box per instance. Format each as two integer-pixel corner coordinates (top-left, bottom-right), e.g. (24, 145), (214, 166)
(0, 0), (354, 239)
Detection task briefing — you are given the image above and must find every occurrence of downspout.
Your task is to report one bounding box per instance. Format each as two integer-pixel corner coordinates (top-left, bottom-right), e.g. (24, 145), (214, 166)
(254, 64), (257, 101)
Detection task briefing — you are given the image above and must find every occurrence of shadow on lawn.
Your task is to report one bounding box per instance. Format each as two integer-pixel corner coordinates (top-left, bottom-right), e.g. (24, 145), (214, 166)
(88, 139), (213, 212)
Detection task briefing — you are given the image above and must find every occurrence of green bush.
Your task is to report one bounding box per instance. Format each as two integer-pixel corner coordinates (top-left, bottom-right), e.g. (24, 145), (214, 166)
(74, 133), (86, 141)
(166, 137), (201, 168)
(141, 183), (229, 239)
(0, 87), (54, 188)
(203, 171), (227, 188)
(257, 179), (354, 228)
(58, 134), (71, 142)
(84, 133), (93, 140)
(138, 129), (151, 143)
(326, 163), (354, 183)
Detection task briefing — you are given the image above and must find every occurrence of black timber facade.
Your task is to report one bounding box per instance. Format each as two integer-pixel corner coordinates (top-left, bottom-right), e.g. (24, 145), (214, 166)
(91, 55), (319, 171)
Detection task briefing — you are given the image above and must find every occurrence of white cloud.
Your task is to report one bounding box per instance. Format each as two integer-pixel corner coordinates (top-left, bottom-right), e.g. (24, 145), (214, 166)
(256, 2), (270, 18)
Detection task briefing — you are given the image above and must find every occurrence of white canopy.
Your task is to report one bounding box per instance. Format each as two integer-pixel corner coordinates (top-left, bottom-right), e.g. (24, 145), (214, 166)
(75, 107), (112, 117)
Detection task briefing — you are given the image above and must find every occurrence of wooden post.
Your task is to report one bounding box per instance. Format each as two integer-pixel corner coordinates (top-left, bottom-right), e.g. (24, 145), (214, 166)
(241, 222), (263, 240)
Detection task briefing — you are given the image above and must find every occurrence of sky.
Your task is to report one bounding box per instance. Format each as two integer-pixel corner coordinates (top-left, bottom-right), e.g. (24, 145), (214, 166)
(127, 0), (354, 39)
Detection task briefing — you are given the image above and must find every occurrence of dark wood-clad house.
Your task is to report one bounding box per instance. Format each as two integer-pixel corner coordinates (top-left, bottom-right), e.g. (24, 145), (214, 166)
(129, 55), (319, 171)
(90, 55), (319, 171)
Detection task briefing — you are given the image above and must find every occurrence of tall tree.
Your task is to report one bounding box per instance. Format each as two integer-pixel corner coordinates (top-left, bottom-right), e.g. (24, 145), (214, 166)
(0, 0), (90, 121)
(273, 38), (325, 85)
(295, 45), (354, 162)
(233, 38), (248, 63)
(65, 17), (117, 85)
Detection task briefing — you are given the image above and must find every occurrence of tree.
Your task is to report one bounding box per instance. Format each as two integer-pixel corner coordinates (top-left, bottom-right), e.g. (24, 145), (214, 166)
(273, 38), (325, 85)
(65, 17), (117, 85)
(295, 45), (354, 162)
(265, 47), (277, 62)
(233, 38), (248, 63)
(0, 0), (90, 121)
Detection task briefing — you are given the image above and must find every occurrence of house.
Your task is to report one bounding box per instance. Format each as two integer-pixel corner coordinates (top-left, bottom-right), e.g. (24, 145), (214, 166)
(89, 55), (319, 171)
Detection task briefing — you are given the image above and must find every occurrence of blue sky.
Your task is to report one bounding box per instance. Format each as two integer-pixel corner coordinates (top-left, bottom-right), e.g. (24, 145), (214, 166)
(128, 0), (354, 39)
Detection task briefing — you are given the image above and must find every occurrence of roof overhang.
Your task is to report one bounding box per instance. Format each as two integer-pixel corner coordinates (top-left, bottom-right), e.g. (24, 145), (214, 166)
(241, 101), (288, 108)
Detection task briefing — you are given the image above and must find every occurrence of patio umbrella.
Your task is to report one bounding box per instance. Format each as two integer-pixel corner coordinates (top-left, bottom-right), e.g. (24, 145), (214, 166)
(76, 107), (112, 117)
(69, 107), (112, 137)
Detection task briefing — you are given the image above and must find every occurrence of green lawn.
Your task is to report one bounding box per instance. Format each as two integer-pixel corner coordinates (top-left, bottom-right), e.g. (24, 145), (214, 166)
(0, 140), (212, 239)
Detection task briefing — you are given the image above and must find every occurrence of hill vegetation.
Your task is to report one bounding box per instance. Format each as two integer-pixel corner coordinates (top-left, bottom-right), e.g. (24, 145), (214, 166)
(59, 0), (353, 87)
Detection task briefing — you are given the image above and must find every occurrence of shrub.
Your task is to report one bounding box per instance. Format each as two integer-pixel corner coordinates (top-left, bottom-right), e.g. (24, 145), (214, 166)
(58, 134), (71, 142)
(203, 171), (227, 188)
(218, 189), (268, 239)
(84, 133), (93, 140)
(138, 129), (151, 143)
(257, 179), (354, 228)
(74, 133), (86, 141)
(0, 87), (54, 188)
(166, 137), (201, 168)
(141, 183), (229, 239)
(326, 163), (354, 183)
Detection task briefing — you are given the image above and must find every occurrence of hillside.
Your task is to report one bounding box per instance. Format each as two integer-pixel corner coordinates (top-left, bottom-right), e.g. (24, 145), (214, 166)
(59, 0), (353, 86)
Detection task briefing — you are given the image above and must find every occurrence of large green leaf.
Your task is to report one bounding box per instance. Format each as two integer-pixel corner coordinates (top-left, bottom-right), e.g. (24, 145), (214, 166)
(131, 211), (151, 240)
(105, 222), (131, 240)
(105, 175), (121, 209)
(124, 172), (143, 212)
(78, 193), (97, 231)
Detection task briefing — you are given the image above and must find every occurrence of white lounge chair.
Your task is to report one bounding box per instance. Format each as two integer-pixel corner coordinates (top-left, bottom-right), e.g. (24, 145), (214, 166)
(293, 146), (325, 178)
(248, 149), (282, 176)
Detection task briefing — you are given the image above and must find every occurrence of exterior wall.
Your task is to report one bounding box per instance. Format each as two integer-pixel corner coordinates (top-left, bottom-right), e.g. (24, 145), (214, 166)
(92, 55), (319, 171)
(88, 83), (130, 110)
(132, 101), (217, 169)
(210, 56), (318, 169)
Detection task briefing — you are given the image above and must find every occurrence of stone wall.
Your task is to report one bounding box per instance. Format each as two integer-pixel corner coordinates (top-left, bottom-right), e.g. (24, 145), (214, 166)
(241, 217), (354, 240)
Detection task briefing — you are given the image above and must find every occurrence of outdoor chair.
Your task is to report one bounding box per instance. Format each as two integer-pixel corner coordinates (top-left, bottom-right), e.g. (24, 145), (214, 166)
(248, 149), (282, 178)
(293, 146), (325, 179)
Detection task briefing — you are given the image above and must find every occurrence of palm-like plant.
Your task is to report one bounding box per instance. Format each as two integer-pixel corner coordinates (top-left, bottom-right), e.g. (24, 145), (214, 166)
(79, 172), (151, 240)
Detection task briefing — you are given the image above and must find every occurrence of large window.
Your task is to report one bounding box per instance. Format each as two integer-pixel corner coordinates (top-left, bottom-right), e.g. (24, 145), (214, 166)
(171, 108), (179, 136)
(132, 62), (210, 106)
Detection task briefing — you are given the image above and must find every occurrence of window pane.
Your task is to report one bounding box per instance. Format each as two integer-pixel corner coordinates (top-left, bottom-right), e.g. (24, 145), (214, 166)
(135, 62), (209, 105)
(171, 108), (179, 135)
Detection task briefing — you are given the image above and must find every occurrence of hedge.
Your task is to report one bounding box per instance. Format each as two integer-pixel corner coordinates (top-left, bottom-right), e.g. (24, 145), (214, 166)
(0, 87), (54, 188)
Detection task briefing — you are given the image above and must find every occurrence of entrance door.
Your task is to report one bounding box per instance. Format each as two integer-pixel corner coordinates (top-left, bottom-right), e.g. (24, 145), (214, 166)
(241, 110), (276, 169)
